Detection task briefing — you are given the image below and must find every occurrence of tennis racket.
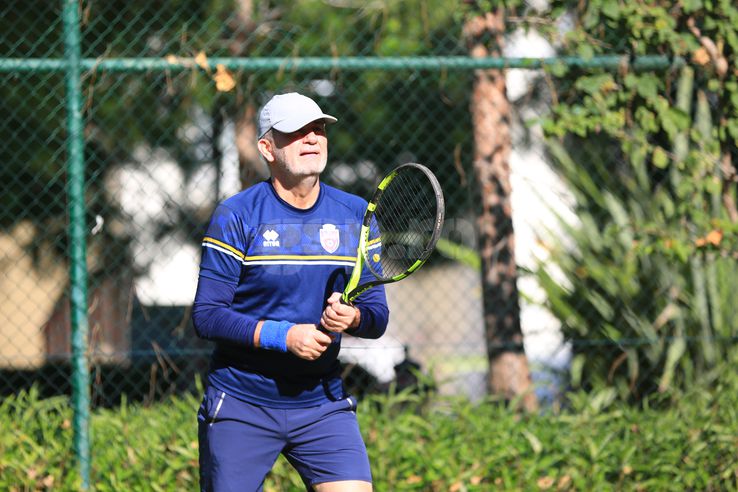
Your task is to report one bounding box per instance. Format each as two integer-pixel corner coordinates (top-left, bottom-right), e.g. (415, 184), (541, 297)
(343, 162), (445, 303)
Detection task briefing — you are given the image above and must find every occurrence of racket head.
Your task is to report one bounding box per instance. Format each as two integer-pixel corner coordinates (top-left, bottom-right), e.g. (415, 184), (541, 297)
(362, 162), (445, 283)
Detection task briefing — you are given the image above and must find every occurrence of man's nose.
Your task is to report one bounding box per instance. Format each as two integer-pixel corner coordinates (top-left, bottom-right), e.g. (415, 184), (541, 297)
(303, 130), (318, 143)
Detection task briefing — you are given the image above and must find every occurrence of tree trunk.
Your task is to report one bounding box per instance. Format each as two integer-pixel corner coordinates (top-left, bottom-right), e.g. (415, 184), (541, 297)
(235, 103), (268, 189)
(230, 0), (269, 190)
(464, 8), (537, 411)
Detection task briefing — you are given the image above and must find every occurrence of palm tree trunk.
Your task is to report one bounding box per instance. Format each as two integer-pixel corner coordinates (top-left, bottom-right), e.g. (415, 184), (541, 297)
(464, 8), (537, 411)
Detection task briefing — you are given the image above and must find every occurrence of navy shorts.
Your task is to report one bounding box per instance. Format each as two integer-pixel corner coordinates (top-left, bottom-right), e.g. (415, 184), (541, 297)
(197, 385), (372, 491)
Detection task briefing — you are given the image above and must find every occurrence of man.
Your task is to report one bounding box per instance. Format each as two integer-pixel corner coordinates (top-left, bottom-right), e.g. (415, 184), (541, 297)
(193, 92), (389, 492)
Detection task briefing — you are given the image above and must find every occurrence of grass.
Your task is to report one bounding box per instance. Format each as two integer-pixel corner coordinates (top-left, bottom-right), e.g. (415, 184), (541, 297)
(2, 376), (738, 491)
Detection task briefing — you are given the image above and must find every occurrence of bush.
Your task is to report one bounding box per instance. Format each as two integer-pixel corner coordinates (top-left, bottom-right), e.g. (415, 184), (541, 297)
(2, 378), (738, 491)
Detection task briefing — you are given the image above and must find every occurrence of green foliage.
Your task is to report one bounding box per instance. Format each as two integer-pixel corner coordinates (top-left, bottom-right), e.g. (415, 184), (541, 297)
(251, 1), (474, 218)
(3, 0), (477, 228)
(4, 380), (738, 490)
(535, 2), (738, 398)
(0, 387), (81, 490)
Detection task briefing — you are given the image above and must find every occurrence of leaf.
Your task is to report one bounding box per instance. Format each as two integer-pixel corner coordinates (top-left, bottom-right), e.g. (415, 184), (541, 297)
(536, 476), (555, 489)
(696, 229), (723, 247)
(586, 290), (614, 320)
(604, 192), (630, 228)
(194, 51), (209, 71)
(575, 74), (616, 96)
(601, 0), (620, 19)
(692, 47), (711, 66)
(652, 146), (669, 169)
(634, 74), (661, 101)
(626, 349), (639, 388)
(522, 429), (543, 455)
(658, 337), (686, 391)
(705, 229), (723, 246)
(570, 354), (586, 388)
(214, 65), (236, 92)
(405, 475), (422, 484)
(635, 107), (658, 133)
(577, 43), (595, 60)
(589, 388), (616, 413)
(547, 60), (569, 78)
(682, 0), (702, 12)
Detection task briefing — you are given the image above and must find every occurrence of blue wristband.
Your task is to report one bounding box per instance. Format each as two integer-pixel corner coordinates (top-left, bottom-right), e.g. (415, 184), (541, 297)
(259, 320), (292, 352)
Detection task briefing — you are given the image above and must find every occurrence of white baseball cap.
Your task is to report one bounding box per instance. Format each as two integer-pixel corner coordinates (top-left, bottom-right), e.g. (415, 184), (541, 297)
(258, 92), (337, 138)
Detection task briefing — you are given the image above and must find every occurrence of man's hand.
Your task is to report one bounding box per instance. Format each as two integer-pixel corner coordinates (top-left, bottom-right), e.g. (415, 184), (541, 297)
(286, 324), (333, 360)
(320, 292), (360, 334)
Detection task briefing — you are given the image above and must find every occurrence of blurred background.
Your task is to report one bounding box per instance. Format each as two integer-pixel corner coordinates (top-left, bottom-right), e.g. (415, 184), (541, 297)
(1, 0), (737, 414)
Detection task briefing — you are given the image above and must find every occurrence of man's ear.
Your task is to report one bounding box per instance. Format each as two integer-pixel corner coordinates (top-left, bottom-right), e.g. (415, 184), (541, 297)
(257, 137), (275, 163)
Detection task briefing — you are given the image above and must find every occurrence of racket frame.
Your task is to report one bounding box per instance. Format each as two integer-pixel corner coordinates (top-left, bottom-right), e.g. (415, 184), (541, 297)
(342, 163), (444, 303)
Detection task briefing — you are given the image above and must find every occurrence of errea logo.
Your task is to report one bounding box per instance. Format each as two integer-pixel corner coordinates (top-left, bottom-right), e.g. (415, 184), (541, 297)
(262, 229), (280, 247)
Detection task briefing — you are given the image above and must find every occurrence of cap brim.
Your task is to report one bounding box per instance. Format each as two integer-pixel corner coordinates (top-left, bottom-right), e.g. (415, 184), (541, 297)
(271, 114), (337, 134)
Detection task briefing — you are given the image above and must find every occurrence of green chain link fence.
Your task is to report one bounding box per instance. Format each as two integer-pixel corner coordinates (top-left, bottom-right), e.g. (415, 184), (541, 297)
(3, 0), (737, 488)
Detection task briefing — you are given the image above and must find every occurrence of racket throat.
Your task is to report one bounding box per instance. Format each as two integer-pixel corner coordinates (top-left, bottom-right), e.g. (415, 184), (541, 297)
(343, 253), (365, 303)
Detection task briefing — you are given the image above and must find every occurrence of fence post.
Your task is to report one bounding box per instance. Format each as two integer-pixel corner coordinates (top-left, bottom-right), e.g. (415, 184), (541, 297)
(62, 0), (91, 488)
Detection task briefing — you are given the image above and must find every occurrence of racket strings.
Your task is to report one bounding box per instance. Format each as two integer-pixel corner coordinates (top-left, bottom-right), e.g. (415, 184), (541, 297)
(371, 168), (440, 279)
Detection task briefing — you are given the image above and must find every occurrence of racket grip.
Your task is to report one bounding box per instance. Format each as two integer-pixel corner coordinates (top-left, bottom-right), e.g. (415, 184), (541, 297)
(340, 290), (353, 305)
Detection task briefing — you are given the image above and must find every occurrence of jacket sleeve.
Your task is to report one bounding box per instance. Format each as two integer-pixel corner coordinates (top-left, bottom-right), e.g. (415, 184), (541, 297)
(347, 289), (390, 339)
(192, 203), (259, 346)
(345, 262), (390, 339)
(192, 276), (259, 346)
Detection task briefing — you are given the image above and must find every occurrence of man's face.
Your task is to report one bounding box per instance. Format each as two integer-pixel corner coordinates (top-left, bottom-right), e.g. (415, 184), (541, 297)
(269, 120), (328, 178)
